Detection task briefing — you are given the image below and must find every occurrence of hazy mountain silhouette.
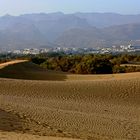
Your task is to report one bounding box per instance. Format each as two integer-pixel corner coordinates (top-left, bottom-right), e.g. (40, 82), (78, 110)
(57, 23), (140, 48)
(0, 12), (140, 50)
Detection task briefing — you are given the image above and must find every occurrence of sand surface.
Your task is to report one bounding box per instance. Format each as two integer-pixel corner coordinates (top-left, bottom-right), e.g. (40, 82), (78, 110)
(0, 131), (80, 140)
(0, 60), (28, 69)
(0, 60), (140, 140)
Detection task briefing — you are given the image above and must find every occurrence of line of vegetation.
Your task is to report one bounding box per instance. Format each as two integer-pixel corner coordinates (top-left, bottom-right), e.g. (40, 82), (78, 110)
(0, 52), (140, 74)
(31, 53), (140, 74)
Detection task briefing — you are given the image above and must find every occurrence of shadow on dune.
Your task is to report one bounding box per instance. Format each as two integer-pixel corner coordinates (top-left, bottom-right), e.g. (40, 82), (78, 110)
(0, 61), (67, 81)
(0, 109), (23, 132)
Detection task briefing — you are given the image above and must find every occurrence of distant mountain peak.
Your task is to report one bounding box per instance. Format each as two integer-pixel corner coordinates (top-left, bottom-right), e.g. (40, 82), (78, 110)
(2, 14), (13, 18)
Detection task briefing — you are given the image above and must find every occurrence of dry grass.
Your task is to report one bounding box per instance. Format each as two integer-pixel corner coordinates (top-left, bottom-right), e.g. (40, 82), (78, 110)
(0, 60), (140, 140)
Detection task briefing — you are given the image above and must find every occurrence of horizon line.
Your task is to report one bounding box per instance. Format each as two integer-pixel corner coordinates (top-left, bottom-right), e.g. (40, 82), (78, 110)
(1, 11), (140, 17)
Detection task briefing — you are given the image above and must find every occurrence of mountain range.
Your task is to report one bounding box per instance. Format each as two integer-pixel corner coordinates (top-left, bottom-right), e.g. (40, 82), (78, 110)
(0, 12), (140, 51)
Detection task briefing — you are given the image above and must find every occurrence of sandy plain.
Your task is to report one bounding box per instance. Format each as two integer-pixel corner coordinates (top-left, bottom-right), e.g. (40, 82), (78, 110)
(0, 60), (140, 140)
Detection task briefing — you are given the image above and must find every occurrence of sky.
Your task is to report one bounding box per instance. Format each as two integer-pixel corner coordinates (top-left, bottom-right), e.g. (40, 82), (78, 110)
(0, 0), (140, 16)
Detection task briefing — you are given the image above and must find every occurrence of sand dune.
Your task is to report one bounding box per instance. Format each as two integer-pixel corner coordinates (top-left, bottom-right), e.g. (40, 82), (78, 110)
(0, 60), (28, 69)
(0, 60), (140, 81)
(0, 60), (140, 140)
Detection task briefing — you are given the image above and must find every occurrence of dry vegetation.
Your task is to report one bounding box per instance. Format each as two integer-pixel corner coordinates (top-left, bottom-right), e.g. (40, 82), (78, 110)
(0, 60), (140, 140)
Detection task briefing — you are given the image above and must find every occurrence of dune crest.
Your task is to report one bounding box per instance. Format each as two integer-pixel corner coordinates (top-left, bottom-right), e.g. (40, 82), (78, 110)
(0, 60), (28, 69)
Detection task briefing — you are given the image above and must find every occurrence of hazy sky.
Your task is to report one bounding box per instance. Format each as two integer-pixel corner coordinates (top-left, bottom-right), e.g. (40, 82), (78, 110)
(0, 0), (140, 16)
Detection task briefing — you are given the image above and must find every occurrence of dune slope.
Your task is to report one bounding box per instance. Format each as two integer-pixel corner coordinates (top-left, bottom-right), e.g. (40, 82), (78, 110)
(0, 60), (68, 81)
(0, 60), (140, 140)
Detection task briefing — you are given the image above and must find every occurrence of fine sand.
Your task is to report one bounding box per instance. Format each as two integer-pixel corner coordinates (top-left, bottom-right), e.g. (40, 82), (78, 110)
(0, 60), (28, 69)
(0, 131), (80, 140)
(0, 60), (140, 140)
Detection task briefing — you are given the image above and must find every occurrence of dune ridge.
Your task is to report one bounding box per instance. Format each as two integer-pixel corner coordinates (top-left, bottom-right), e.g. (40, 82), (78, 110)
(0, 60), (140, 140)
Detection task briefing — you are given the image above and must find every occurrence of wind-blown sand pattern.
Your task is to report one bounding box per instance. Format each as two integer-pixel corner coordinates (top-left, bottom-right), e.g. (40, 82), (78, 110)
(0, 60), (140, 140)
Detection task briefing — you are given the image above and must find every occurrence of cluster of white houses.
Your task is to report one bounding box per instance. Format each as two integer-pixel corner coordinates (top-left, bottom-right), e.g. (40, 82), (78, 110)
(1, 44), (140, 55)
